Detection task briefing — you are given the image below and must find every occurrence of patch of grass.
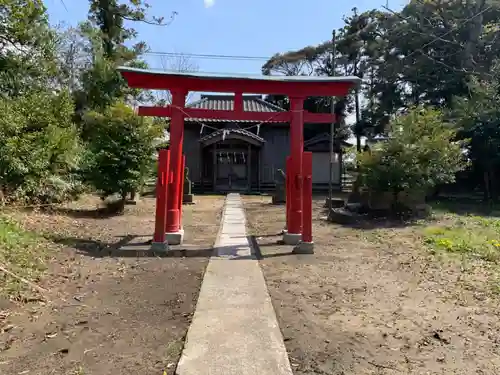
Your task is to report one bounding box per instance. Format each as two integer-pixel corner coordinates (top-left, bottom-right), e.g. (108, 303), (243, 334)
(423, 215), (500, 263)
(0, 216), (49, 300)
(430, 199), (500, 218)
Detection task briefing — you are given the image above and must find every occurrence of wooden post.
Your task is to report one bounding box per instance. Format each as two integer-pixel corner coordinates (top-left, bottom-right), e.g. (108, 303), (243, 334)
(247, 144), (252, 193)
(212, 143), (217, 192)
(164, 163), (174, 234)
(286, 96), (305, 242)
(301, 152), (313, 244)
(152, 150), (170, 247)
(166, 90), (187, 235)
(179, 155), (186, 227)
(258, 150), (261, 192)
(285, 156), (291, 231)
(293, 151), (314, 254)
(199, 145), (204, 194)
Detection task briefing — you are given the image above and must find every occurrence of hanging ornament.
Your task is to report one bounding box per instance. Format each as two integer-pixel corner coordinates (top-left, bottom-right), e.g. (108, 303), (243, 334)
(222, 129), (227, 142)
(226, 152), (230, 163)
(200, 124), (205, 135)
(242, 152), (246, 163)
(256, 124), (261, 136)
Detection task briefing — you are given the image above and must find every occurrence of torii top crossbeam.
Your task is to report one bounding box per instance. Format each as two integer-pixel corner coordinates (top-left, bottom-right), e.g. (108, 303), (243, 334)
(118, 67), (360, 97)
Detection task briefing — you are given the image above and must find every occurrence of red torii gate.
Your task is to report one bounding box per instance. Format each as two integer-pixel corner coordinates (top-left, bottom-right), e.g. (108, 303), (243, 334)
(118, 67), (360, 251)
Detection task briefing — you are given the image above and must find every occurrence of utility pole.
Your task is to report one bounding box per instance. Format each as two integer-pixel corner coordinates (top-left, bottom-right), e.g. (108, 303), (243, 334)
(328, 29), (336, 212)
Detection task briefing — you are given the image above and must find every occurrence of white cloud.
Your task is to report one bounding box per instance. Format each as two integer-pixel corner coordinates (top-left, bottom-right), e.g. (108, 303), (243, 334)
(204, 0), (215, 8)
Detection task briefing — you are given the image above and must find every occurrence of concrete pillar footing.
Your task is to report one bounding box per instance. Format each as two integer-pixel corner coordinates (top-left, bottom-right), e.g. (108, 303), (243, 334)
(293, 241), (314, 254)
(165, 229), (184, 246)
(283, 232), (301, 246)
(150, 241), (169, 252)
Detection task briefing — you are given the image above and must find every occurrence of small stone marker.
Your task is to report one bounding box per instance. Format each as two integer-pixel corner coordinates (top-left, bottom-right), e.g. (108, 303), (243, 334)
(183, 166), (194, 204)
(272, 168), (286, 204)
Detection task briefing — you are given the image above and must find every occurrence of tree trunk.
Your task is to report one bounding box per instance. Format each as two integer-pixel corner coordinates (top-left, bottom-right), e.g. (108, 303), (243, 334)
(490, 168), (498, 201)
(117, 191), (127, 213)
(462, 0), (486, 73)
(354, 61), (361, 153)
(483, 171), (491, 201)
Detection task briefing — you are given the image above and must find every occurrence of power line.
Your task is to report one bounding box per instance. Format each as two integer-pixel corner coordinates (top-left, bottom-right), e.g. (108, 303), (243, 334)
(394, 4), (493, 63)
(381, 3), (495, 79)
(58, 0), (68, 12)
(141, 4), (495, 82)
(144, 3), (493, 70)
(144, 51), (271, 61)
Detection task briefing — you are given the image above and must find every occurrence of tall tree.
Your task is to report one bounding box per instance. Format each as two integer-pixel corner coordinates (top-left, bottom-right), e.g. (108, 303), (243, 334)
(0, 0), (59, 96)
(263, 1), (500, 139)
(75, 0), (174, 121)
(451, 62), (500, 200)
(88, 0), (177, 60)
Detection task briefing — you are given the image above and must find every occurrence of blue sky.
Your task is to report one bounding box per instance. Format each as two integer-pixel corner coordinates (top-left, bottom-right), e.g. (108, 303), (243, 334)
(45, 0), (406, 75)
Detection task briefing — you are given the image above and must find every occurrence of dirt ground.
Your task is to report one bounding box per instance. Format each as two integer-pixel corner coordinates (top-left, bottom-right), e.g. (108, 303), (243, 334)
(0, 194), (223, 375)
(244, 195), (500, 375)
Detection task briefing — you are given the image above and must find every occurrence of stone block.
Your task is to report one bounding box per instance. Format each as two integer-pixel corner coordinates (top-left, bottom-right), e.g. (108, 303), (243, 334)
(283, 232), (301, 245)
(327, 207), (362, 225)
(165, 230), (184, 246)
(183, 194), (194, 204)
(293, 241), (314, 254)
(272, 168), (286, 205)
(324, 197), (345, 208)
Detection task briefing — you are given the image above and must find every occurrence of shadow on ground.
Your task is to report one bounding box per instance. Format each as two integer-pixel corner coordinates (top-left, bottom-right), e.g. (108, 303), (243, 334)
(49, 234), (215, 258)
(327, 215), (425, 230)
(49, 232), (299, 260)
(247, 235), (299, 260)
(42, 206), (123, 219)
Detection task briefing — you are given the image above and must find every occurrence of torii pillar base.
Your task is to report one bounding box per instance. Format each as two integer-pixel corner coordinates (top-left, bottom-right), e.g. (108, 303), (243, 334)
(151, 241), (169, 252)
(283, 232), (301, 246)
(293, 241), (314, 254)
(166, 230), (184, 246)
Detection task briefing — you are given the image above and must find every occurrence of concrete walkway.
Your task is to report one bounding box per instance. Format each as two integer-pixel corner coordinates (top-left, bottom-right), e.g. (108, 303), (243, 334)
(176, 193), (293, 375)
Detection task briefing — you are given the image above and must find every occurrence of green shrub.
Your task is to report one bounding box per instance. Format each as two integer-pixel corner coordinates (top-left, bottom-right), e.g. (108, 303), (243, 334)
(0, 90), (83, 204)
(357, 107), (467, 204)
(82, 101), (161, 204)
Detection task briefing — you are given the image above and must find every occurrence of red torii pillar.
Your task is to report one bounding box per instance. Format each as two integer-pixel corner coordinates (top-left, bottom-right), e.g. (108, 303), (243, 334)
(179, 155), (186, 227)
(283, 96), (305, 245)
(151, 149), (170, 250)
(165, 89), (187, 245)
(293, 151), (314, 254)
(285, 156), (291, 232)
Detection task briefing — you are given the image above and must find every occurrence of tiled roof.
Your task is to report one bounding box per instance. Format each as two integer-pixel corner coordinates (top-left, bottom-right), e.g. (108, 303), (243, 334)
(199, 128), (265, 145)
(186, 94), (287, 123)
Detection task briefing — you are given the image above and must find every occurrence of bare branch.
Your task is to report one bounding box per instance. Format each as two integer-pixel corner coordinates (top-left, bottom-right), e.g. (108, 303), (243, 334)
(119, 10), (178, 26)
(155, 53), (199, 104)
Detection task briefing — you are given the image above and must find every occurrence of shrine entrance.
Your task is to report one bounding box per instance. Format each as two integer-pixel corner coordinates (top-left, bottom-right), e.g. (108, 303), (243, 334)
(200, 127), (264, 193)
(118, 67), (360, 251)
(214, 143), (249, 192)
